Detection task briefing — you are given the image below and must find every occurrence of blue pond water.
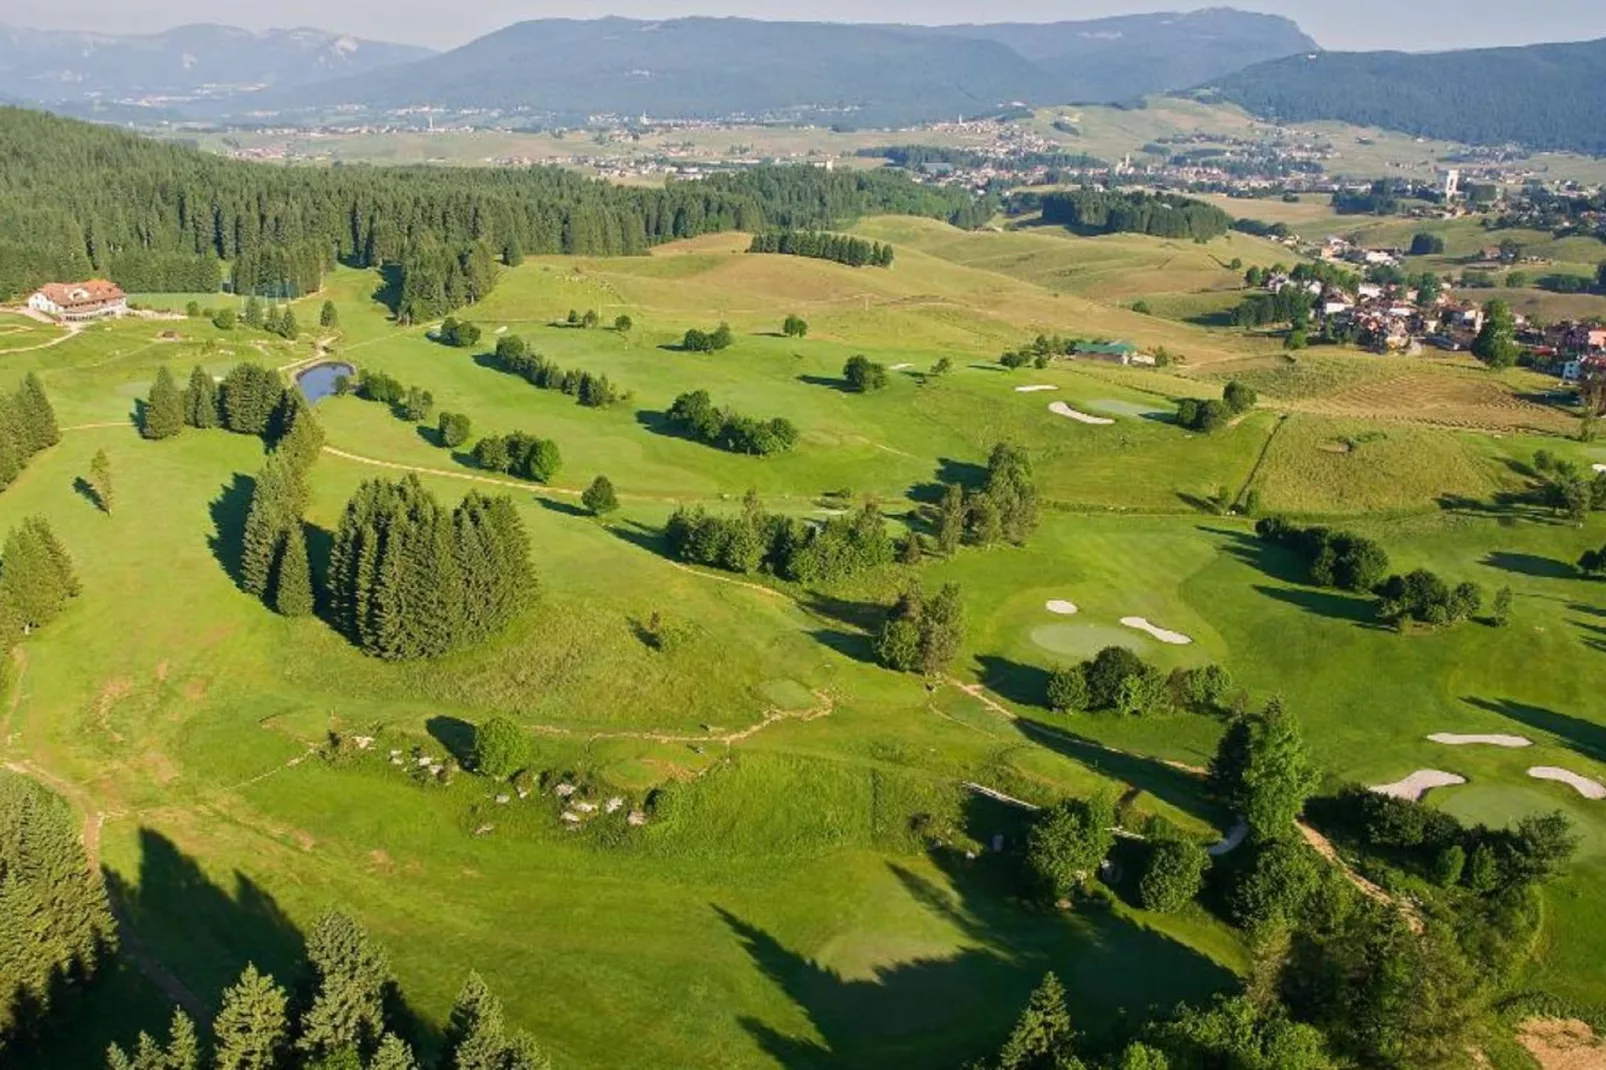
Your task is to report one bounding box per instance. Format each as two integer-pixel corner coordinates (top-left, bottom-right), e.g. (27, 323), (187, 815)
(295, 362), (354, 404)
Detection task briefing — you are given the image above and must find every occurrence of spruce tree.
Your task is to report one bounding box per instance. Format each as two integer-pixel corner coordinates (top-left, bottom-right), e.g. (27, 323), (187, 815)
(297, 911), (393, 1058)
(142, 367), (185, 440)
(212, 965), (288, 1070)
(184, 366), (220, 429)
(89, 448), (113, 514)
(368, 1035), (419, 1070)
(936, 483), (965, 555)
(243, 296), (264, 329)
(280, 307), (300, 340)
(241, 455), (307, 599)
(263, 306), (283, 336)
(16, 373), (58, 454)
(272, 525), (315, 618)
(319, 300), (339, 329)
(996, 972), (1075, 1070)
(221, 363), (282, 436)
(444, 972), (507, 1070)
(0, 516), (79, 630)
(581, 474), (618, 516)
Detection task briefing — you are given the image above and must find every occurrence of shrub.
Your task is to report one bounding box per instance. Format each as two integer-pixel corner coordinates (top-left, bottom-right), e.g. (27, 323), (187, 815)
(1138, 838), (1209, 913)
(473, 716), (527, 777)
(843, 355), (888, 393)
(1047, 665), (1089, 712)
(437, 412), (472, 448)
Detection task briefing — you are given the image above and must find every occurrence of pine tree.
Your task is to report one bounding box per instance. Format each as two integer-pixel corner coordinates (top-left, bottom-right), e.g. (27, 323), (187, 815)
(444, 972), (507, 1070)
(243, 296), (264, 329)
(996, 972), (1075, 1070)
(297, 911), (392, 1058)
(582, 474), (618, 516)
(241, 455), (307, 599)
(212, 964), (289, 1070)
(165, 1009), (200, 1070)
(319, 300), (339, 329)
(221, 363), (282, 436)
(272, 525), (315, 618)
(17, 373), (59, 454)
(263, 306), (283, 336)
(0, 516), (80, 630)
(184, 366), (220, 429)
(142, 367), (185, 440)
(368, 1035), (419, 1070)
(936, 483), (965, 555)
(89, 448), (113, 514)
(279, 307), (299, 340)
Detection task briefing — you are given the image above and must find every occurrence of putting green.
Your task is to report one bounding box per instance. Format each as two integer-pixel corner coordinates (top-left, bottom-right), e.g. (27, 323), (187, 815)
(1029, 622), (1149, 659)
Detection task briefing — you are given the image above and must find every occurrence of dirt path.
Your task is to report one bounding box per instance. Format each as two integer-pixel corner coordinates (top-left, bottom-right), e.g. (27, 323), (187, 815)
(526, 690), (833, 746)
(0, 315), (81, 353)
(2, 758), (210, 1020)
(2, 647), (26, 742)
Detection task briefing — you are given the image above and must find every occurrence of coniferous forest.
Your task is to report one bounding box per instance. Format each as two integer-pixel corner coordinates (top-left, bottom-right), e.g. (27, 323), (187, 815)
(0, 107), (983, 317)
(1039, 189), (1233, 241)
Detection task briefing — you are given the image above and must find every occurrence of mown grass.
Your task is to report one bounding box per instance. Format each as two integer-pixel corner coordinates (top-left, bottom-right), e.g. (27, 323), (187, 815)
(4, 231), (1606, 1067)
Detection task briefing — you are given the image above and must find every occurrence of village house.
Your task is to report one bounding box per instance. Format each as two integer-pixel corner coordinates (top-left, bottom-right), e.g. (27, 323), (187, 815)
(27, 280), (128, 322)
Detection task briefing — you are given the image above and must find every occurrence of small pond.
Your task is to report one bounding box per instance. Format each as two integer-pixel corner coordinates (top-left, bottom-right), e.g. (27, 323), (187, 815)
(295, 362), (354, 404)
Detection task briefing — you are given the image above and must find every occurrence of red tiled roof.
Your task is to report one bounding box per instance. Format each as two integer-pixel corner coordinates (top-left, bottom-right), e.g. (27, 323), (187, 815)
(36, 280), (125, 309)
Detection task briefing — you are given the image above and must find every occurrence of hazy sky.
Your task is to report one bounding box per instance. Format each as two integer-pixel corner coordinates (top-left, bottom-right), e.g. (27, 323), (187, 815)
(3, 0), (1604, 52)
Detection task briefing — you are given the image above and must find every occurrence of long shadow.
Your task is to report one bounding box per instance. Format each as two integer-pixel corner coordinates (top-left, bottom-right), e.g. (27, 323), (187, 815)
(974, 655), (1051, 710)
(634, 409), (693, 442)
(426, 715), (476, 765)
(1210, 527), (1308, 585)
(1013, 720), (1228, 828)
(207, 473), (256, 590)
(1482, 551), (1577, 579)
(720, 850), (1234, 1067)
(414, 425), (446, 449)
(304, 523), (334, 616)
(797, 374), (852, 393)
(536, 498), (589, 518)
(935, 457), (988, 490)
(604, 518), (672, 557)
(72, 475), (104, 512)
(1464, 696), (1606, 764)
(1252, 584), (1383, 627)
(1437, 492), (1563, 526)
(371, 264), (403, 317)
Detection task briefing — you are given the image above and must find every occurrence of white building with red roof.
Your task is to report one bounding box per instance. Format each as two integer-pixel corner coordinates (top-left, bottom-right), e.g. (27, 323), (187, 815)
(27, 280), (128, 322)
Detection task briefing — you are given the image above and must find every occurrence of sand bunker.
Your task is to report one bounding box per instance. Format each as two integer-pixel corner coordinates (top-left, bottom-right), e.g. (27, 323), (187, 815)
(1370, 770), (1467, 802)
(1528, 767), (1606, 800)
(1120, 617), (1192, 645)
(1593, 463), (1606, 474)
(1044, 600), (1079, 615)
(1015, 384), (1058, 393)
(890, 362), (913, 370)
(1049, 402), (1115, 425)
(1428, 733), (1533, 748)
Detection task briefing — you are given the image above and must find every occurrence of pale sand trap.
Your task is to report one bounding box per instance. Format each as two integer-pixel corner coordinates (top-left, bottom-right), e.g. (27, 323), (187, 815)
(1049, 401), (1115, 425)
(1207, 818), (1248, 857)
(1428, 733), (1533, 748)
(1370, 769), (1466, 802)
(1593, 463), (1606, 474)
(1015, 384), (1058, 393)
(1528, 767), (1606, 800)
(1120, 616), (1192, 645)
(1044, 600), (1079, 615)
(890, 362), (913, 370)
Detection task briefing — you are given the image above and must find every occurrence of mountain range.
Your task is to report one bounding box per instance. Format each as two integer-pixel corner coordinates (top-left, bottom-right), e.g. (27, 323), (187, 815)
(1203, 37), (1606, 156)
(0, 10), (1315, 124)
(0, 23), (431, 104)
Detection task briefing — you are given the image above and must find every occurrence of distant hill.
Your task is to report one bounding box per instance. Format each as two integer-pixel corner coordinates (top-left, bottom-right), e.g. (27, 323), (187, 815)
(1201, 38), (1606, 155)
(923, 9), (1317, 103)
(0, 23), (434, 104)
(249, 11), (1317, 124)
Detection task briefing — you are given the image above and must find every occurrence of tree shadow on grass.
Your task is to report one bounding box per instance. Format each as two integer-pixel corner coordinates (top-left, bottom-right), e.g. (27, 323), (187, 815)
(796, 374), (852, 393)
(1437, 492), (1563, 527)
(1014, 719), (1228, 829)
(414, 424), (446, 449)
(1481, 551), (1578, 580)
(426, 715), (477, 766)
(1206, 526), (1308, 585)
(720, 849), (1234, 1067)
(71, 476), (105, 513)
(1252, 584), (1384, 628)
(206, 473), (255, 590)
(535, 498), (590, 519)
(1463, 696), (1606, 764)
(371, 263), (404, 318)
(603, 518), (672, 557)
(974, 655), (1051, 710)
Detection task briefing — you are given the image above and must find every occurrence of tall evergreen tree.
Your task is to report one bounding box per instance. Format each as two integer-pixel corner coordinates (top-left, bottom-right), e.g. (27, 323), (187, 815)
(582, 474), (618, 516)
(297, 911), (393, 1059)
(319, 300), (339, 329)
(1210, 698), (1320, 842)
(368, 1035), (420, 1070)
(142, 366), (185, 440)
(444, 972), (507, 1070)
(89, 448), (113, 514)
(272, 524), (315, 618)
(16, 373), (59, 455)
(995, 972), (1075, 1070)
(936, 482), (965, 555)
(212, 964), (289, 1070)
(184, 366), (220, 429)
(221, 363), (283, 436)
(240, 454), (308, 599)
(0, 515), (80, 635)
(279, 307), (300, 340)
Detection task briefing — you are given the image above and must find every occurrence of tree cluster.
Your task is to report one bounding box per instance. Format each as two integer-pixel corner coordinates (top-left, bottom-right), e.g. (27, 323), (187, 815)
(328, 476), (534, 660)
(1471, 300), (1519, 368)
(665, 390), (798, 456)
(1254, 517), (1390, 592)
(0, 771), (116, 1047)
(1040, 189), (1233, 241)
(842, 355), (888, 393)
(471, 433), (563, 484)
(781, 314), (808, 338)
(746, 230), (894, 268)
(666, 494), (895, 584)
(106, 911), (550, 1070)
(1175, 380), (1256, 433)
(437, 316), (483, 348)
(239, 401), (324, 616)
(0, 373), (59, 493)
(680, 323), (734, 353)
(1048, 653), (1232, 718)
(873, 582), (964, 676)
(487, 336), (627, 408)
(1374, 569), (1483, 628)
(356, 369), (436, 424)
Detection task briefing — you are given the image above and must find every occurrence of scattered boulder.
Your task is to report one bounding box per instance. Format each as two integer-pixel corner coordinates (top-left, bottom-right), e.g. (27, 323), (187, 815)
(605, 796), (625, 814)
(627, 810), (648, 827)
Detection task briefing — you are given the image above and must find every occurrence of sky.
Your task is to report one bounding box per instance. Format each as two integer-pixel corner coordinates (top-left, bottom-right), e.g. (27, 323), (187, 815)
(2, 0), (1604, 52)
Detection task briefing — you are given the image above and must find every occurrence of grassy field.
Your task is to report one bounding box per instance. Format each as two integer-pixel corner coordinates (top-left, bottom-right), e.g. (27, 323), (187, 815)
(5, 221), (1606, 1067)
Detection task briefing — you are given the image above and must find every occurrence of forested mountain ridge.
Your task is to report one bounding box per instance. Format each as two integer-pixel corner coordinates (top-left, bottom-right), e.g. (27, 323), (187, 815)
(238, 11), (1315, 124)
(1200, 37), (1606, 155)
(0, 23), (433, 104)
(0, 105), (986, 305)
